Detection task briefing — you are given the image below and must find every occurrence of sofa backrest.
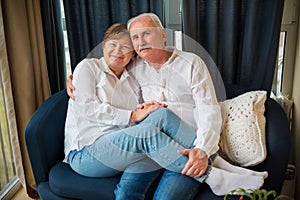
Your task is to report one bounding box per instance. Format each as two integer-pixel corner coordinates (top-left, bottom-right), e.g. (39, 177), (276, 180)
(25, 89), (69, 184)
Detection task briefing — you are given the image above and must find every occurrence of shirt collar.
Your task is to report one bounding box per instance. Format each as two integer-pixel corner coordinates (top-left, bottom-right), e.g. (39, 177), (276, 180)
(100, 57), (130, 80)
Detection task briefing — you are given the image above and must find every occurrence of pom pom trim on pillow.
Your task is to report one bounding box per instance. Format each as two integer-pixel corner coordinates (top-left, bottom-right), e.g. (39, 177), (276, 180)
(218, 91), (267, 166)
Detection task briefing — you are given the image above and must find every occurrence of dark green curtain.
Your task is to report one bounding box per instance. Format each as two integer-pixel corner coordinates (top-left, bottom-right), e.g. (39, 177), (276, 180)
(40, 0), (66, 94)
(63, 0), (163, 71)
(181, 0), (284, 94)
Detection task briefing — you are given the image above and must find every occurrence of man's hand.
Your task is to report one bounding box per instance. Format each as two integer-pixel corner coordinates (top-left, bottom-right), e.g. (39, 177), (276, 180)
(66, 74), (75, 100)
(177, 148), (208, 178)
(131, 100), (168, 123)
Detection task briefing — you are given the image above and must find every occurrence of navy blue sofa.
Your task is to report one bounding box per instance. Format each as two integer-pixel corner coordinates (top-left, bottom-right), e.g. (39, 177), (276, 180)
(25, 86), (291, 200)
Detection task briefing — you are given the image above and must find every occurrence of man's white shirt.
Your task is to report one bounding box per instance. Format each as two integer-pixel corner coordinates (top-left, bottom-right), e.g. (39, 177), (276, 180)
(128, 48), (222, 156)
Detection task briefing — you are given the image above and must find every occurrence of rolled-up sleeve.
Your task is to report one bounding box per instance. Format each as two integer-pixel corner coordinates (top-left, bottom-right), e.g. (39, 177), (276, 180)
(191, 58), (222, 156)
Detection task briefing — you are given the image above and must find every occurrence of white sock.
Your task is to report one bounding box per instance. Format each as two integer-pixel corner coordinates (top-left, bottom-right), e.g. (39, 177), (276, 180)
(205, 167), (265, 196)
(213, 156), (268, 179)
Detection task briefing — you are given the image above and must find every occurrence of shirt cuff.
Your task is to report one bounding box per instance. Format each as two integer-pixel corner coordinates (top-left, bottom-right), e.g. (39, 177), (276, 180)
(193, 141), (218, 158)
(114, 109), (132, 125)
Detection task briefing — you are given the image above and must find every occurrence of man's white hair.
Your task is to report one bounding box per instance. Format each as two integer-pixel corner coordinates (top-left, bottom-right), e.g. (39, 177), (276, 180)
(127, 13), (164, 30)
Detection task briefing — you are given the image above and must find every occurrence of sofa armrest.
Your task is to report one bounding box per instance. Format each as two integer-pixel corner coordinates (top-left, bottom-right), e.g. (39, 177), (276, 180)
(251, 97), (291, 193)
(25, 89), (69, 184)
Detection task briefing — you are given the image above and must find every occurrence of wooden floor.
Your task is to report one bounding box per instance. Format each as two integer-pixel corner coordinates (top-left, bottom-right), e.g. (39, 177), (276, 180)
(10, 187), (33, 200)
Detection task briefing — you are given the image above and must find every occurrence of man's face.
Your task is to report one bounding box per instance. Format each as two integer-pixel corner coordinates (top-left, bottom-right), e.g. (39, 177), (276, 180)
(129, 16), (166, 61)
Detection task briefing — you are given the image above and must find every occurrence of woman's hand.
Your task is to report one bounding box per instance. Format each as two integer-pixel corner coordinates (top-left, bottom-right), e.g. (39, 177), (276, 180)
(66, 74), (75, 100)
(130, 101), (168, 123)
(177, 148), (208, 178)
(137, 101), (168, 110)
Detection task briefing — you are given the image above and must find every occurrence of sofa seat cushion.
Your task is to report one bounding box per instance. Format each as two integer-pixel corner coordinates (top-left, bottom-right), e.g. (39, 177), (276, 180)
(49, 162), (120, 200)
(38, 182), (70, 200)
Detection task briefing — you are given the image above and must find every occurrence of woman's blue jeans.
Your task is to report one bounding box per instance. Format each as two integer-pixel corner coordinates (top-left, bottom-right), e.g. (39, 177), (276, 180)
(67, 108), (212, 197)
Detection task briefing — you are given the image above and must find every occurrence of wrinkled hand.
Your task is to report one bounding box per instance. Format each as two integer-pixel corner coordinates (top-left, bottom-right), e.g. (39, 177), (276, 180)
(66, 74), (75, 100)
(177, 148), (208, 178)
(137, 100), (168, 110)
(131, 100), (168, 123)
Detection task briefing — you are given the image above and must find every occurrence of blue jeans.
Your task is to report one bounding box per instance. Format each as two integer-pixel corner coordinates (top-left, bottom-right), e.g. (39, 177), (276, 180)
(67, 108), (212, 198)
(115, 169), (202, 200)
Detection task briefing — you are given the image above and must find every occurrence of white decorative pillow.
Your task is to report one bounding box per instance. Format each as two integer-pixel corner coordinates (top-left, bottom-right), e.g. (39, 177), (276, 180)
(218, 91), (267, 166)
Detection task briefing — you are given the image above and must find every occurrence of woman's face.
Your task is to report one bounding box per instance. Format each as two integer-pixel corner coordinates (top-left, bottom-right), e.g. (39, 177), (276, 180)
(103, 34), (134, 75)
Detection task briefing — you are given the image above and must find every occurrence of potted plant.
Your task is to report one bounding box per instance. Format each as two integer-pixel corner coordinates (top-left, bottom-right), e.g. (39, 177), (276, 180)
(224, 188), (293, 200)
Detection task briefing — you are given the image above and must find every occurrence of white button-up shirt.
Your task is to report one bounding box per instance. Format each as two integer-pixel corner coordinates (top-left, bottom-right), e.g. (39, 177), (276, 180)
(64, 58), (141, 158)
(128, 48), (222, 156)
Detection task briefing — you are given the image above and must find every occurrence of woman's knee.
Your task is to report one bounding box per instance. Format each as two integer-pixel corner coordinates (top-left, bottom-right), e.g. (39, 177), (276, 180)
(149, 108), (173, 119)
(140, 108), (178, 128)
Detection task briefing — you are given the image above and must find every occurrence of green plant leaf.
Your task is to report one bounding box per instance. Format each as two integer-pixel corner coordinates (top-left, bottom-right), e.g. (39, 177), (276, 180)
(224, 188), (294, 200)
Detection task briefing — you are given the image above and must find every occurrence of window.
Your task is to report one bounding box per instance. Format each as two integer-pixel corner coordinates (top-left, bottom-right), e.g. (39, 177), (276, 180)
(60, 0), (71, 77)
(164, 0), (182, 49)
(0, 72), (17, 198)
(271, 0), (298, 125)
(273, 31), (287, 95)
(0, 8), (20, 198)
(273, 0), (298, 97)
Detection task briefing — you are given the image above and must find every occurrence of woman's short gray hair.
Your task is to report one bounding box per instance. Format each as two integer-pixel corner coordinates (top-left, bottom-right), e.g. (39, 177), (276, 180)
(127, 13), (164, 30)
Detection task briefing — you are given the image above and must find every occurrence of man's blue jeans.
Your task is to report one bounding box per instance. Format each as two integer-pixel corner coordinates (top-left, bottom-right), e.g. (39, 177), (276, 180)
(116, 169), (202, 200)
(67, 108), (211, 199)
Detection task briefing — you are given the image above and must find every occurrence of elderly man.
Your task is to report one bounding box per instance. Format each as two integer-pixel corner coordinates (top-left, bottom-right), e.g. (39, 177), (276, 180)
(115, 12), (222, 200)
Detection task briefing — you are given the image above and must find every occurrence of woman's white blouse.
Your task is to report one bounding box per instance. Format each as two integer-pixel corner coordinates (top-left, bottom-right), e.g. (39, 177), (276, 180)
(64, 58), (141, 159)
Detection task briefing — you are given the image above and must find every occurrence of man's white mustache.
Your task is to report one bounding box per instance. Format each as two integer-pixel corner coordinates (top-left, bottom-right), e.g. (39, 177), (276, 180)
(138, 45), (152, 51)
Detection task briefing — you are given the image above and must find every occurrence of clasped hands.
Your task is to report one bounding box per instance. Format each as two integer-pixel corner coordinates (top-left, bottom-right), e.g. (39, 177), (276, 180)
(130, 100), (168, 123)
